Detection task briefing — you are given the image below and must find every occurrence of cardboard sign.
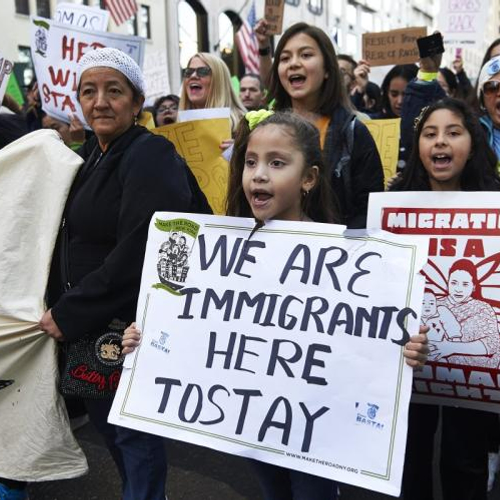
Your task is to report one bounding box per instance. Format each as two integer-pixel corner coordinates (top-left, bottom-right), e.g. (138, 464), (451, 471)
(0, 54), (14, 106)
(54, 2), (110, 32)
(363, 118), (401, 187)
(153, 118), (231, 215)
(30, 17), (144, 124)
(143, 50), (171, 106)
(110, 213), (429, 496)
(437, 0), (488, 46)
(362, 27), (427, 66)
(368, 192), (500, 413)
(265, 0), (285, 35)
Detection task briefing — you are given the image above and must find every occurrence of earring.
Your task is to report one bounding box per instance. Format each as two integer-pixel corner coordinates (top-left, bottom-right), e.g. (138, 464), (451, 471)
(302, 189), (309, 198)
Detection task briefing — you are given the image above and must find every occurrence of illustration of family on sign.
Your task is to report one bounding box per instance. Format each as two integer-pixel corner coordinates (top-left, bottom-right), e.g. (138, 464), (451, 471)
(421, 258), (500, 368)
(157, 231), (192, 287)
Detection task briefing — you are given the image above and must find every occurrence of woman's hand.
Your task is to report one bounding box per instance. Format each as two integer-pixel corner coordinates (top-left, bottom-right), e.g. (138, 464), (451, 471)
(69, 114), (86, 144)
(418, 32), (444, 73)
(39, 309), (65, 341)
(254, 19), (271, 49)
(122, 322), (142, 355)
(404, 325), (429, 369)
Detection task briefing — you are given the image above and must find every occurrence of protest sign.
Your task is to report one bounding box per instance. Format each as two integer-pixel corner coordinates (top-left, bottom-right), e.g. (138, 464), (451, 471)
(109, 213), (428, 496)
(54, 2), (109, 32)
(437, 0), (488, 45)
(363, 118), (400, 186)
(143, 50), (171, 106)
(265, 0), (285, 35)
(362, 27), (427, 66)
(6, 72), (24, 106)
(153, 117), (231, 215)
(30, 17), (144, 124)
(0, 54), (14, 106)
(0, 130), (87, 480)
(368, 192), (500, 413)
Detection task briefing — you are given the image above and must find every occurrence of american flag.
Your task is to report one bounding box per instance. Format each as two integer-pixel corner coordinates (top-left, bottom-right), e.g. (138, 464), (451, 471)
(235, 2), (260, 74)
(103, 0), (138, 26)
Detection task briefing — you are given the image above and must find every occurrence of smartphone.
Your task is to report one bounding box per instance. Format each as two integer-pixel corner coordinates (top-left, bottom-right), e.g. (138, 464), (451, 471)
(417, 33), (444, 58)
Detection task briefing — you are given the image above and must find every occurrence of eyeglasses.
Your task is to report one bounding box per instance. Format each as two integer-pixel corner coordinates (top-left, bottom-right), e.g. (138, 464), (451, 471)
(157, 105), (178, 113)
(182, 67), (212, 79)
(483, 80), (500, 96)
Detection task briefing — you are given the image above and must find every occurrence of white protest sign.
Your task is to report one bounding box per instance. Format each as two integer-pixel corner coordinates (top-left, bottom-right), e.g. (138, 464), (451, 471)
(109, 213), (428, 496)
(0, 54), (14, 106)
(368, 192), (500, 412)
(143, 50), (171, 106)
(30, 17), (145, 124)
(437, 0), (488, 46)
(54, 2), (109, 32)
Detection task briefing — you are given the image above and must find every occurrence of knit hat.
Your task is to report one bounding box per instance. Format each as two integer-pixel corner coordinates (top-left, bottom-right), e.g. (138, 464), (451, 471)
(77, 47), (146, 96)
(477, 55), (500, 99)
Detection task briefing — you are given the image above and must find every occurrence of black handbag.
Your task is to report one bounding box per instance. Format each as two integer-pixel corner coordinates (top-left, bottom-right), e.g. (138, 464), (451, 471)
(59, 326), (125, 399)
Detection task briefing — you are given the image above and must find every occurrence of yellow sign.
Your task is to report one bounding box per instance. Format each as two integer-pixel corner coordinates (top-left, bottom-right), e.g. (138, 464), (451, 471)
(363, 118), (401, 187)
(153, 118), (231, 214)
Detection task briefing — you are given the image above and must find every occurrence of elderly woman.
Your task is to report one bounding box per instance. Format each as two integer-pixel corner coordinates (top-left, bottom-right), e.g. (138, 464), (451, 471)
(179, 52), (246, 135)
(39, 47), (210, 500)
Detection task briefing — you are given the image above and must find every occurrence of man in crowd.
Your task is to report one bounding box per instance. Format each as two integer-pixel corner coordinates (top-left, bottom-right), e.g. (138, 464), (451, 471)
(239, 73), (265, 111)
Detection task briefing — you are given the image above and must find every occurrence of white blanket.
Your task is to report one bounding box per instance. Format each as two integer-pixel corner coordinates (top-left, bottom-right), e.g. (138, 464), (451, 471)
(0, 129), (88, 481)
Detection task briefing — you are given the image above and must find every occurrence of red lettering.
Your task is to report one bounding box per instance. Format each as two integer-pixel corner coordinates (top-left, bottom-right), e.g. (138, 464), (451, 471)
(440, 238), (456, 257)
(62, 35), (75, 61)
(463, 238), (485, 258)
(61, 94), (76, 113)
(70, 364), (106, 391)
(48, 66), (70, 87)
(108, 371), (121, 391)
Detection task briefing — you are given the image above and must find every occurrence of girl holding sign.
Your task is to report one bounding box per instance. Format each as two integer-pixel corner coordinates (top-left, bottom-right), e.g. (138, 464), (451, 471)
(391, 98), (500, 500)
(123, 110), (429, 500)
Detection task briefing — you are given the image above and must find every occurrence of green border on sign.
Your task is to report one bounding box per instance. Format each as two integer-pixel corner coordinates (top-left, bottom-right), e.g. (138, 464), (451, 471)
(121, 224), (419, 482)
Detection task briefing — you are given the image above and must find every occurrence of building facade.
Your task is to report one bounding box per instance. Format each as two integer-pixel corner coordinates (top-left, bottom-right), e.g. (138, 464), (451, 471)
(2, 0), (499, 99)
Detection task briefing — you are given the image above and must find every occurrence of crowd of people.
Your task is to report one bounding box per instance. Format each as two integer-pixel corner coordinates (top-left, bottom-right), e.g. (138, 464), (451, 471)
(1, 17), (500, 500)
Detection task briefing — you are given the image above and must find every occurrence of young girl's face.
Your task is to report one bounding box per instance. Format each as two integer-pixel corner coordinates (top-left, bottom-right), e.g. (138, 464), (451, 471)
(419, 109), (472, 191)
(242, 124), (317, 222)
(277, 32), (327, 112)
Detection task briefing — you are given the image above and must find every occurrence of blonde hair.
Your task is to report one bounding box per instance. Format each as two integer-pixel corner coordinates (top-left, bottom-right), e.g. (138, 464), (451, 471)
(180, 52), (246, 134)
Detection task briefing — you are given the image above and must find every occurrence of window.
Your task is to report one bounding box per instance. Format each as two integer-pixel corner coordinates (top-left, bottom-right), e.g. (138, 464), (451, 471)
(285, 0), (300, 5)
(37, 0), (51, 18)
(126, 5), (151, 39)
(307, 0), (323, 15)
(17, 46), (33, 87)
(15, 0), (29, 15)
(138, 5), (151, 39)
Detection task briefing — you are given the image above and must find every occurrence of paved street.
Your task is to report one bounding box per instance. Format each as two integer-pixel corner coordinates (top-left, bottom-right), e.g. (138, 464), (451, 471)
(28, 422), (500, 500)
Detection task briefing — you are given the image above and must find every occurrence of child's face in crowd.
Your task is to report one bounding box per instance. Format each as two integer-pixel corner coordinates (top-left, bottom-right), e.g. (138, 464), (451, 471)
(418, 109), (471, 191)
(422, 292), (437, 318)
(387, 76), (407, 117)
(242, 124), (317, 222)
(482, 73), (500, 128)
(277, 32), (327, 111)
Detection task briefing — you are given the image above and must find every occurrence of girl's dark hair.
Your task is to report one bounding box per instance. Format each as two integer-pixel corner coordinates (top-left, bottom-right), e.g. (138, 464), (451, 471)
(365, 81), (382, 112)
(268, 23), (352, 115)
(392, 98), (500, 191)
(380, 64), (418, 117)
(438, 68), (458, 96)
(227, 111), (338, 223)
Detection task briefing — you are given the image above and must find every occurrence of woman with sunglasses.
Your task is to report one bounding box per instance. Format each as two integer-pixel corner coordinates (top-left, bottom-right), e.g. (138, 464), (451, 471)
(477, 55), (500, 162)
(179, 53), (246, 136)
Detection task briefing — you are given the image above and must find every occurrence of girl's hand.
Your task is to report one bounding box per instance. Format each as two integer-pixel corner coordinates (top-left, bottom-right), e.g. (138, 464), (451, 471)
(404, 325), (429, 369)
(452, 57), (464, 74)
(254, 19), (271, 49)
(219, 139), (234, 151)
(353, 60), (370, 94)
(69, 114), (85, 144)
(39, 309), (65, 341)
(122, 322), (142, 355)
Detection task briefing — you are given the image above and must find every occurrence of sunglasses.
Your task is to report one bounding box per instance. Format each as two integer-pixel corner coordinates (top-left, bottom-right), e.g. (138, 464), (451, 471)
(483, 80), (500, 95)
(182, 67), (212, 78)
